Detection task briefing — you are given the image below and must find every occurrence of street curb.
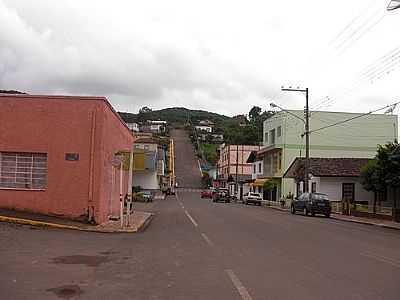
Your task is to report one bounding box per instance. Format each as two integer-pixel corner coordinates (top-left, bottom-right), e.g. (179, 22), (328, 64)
(137, 213), (155, 233)
(0, 213), (155, 233)
(261, 206), (400, 231)
(262, 204), (289, 212)
(331, 215), (400, 231)
(0, 215), (81, 231)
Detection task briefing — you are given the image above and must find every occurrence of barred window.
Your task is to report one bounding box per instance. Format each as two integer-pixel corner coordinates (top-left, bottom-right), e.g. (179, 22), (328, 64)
(0, 152), (47, 190)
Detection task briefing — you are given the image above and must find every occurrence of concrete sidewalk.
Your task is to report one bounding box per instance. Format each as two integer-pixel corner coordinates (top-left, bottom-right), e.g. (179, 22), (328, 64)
(0, 208), (153, 233)
(331, 214), (400, 231)
(262, 203), (400, 231)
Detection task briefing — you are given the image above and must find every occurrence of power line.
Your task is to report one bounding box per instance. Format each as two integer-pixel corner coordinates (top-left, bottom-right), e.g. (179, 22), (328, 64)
(311, 114), (396, 138)
(360, 47), (400, 76)
(309, 100), (400, 134)
(337, 12), (386, 54)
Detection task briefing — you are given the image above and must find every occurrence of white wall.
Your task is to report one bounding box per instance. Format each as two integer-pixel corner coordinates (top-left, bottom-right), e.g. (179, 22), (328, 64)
(195, 126), (212, 132)
(132, 170), (159, 190)
(317, 177), (374, 203)
(251, 160), (263, 179)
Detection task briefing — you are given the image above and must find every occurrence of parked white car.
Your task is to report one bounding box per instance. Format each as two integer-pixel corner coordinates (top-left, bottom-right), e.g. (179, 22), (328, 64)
(243, 192), (263, 206)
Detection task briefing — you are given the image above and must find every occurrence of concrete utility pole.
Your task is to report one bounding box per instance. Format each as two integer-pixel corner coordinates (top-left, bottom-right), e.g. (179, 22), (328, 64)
(280, 87), (310, 192)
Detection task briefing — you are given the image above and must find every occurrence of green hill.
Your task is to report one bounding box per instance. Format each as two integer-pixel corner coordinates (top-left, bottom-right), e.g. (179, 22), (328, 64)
(118, 106), (273, 145)
(118, 107), (230, 126)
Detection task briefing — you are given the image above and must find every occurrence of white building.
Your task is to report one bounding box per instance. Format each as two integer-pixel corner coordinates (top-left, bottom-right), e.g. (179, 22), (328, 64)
(126, 122), (139, 132)
(284, 157), (374, 205)
(132, 137), (166, 190)
(195, 125), (212, 133)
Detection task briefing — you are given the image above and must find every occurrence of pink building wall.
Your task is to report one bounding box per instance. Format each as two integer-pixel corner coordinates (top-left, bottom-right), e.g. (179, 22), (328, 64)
(0, 95), (133, 224)
(217, 145), (259, 180)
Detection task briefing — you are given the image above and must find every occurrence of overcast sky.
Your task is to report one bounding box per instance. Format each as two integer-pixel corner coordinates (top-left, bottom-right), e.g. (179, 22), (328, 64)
(1, 0), (399, 116)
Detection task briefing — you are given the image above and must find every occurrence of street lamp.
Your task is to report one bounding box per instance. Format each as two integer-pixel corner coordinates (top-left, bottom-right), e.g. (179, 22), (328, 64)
(270, 103), (305, 124)
(387, 0), (400, 11)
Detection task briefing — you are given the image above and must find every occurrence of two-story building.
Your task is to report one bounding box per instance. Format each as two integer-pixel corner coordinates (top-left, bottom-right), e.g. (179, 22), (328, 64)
(216, 144), (260, 197)
(132, 137), (167, 190)
(259, 110), (398, 201)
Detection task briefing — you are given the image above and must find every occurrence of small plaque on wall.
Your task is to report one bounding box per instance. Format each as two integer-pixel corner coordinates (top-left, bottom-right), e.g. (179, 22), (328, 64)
(65, 153), (79, 161)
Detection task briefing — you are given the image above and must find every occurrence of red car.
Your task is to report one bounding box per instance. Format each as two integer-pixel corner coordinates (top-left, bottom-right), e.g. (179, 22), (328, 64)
(201, 190), (213, 199)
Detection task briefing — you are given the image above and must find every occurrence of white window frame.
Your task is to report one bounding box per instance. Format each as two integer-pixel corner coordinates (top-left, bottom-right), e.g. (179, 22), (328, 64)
(0, 152), (48, 190)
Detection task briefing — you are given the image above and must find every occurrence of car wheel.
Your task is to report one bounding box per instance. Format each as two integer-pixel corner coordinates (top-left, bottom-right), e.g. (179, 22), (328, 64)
(291, 206), (296, 214)
(311, 211), (315, 217)
(244, 201), (248, 205)
(303, 207), (308, 216)
(325, 213), (331, 218)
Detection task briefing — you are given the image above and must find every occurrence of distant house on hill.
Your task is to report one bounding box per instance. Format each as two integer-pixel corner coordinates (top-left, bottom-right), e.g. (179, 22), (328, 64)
(199, 119), (215, 126)
(126, 122), (139, 132)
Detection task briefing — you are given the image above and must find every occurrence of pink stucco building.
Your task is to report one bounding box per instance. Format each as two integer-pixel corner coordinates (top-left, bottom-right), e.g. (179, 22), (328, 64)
(0, 94), (134, 224)
(216, 144), (260, 187)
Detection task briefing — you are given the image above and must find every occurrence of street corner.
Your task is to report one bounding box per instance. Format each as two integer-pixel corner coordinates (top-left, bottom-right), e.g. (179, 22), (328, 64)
(92, 211), (155, 233)
(0, 211), (155, 234)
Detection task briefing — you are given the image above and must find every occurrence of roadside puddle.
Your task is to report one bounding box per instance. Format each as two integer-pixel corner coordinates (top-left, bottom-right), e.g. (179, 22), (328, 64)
(47, 284), (83, 299)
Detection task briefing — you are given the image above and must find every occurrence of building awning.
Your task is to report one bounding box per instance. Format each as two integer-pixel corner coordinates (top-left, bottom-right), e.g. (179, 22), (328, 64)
(251, 178), (268, 187)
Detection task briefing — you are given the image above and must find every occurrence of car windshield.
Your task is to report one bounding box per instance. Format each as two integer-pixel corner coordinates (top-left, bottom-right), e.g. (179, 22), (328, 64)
(250, 193), (260, 196)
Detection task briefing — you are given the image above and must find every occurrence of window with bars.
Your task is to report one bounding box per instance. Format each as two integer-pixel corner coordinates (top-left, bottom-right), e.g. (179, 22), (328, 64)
(0, 152), (47, 190)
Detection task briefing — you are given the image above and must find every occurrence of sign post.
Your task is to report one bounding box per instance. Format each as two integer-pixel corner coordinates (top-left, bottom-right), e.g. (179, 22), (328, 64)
(126, 147), (134, 226)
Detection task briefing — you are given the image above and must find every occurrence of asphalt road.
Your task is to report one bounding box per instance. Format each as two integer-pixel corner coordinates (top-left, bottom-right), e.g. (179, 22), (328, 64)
(170, 129), (203, 188)
(1, 193), (400, 299)
(1, 129), (399, 299)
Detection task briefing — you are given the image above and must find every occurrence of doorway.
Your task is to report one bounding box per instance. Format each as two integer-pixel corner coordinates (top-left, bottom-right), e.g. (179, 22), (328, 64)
(342, 183), (355, 215)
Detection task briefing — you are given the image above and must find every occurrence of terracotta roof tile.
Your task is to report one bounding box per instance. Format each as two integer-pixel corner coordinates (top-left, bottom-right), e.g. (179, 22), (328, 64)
(284, 157), (371, 178)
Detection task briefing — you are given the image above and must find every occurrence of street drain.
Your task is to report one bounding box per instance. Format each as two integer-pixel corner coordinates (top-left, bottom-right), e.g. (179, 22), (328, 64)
(47, 285), (83, 299)
(52, 255), (111, 267)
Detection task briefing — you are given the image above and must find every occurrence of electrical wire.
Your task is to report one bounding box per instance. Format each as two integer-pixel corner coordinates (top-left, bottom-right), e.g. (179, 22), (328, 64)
(337, 12), (386, 54)
(329, 0), (379, 46)
(309, 100), (400, 134)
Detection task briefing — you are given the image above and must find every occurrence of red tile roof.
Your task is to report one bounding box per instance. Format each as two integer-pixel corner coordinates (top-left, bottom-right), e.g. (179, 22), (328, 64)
(284, 158), (371, 178)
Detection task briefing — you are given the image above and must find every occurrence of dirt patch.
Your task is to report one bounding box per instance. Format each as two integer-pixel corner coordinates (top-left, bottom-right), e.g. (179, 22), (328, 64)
(47, 285), (83, 299)
(52, 255), (111, 267)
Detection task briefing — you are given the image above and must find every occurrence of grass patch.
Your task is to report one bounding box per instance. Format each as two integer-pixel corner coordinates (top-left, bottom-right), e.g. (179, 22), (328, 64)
(200, 143), (218, 164)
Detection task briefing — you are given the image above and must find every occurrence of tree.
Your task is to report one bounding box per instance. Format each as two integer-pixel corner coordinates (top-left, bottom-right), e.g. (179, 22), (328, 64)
(249, 106), (262, 123)
(361, 141), (400, 217)
(263, 180), (276, 192)
(202, 172), (212, 188)
(360, 160), (382, 214)
(139, 106), (152, 114)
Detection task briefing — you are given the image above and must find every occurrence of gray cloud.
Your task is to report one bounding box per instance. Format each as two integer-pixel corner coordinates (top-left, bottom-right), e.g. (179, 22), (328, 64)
(0, 0), (275, 115)
(1, 0), (399, 116)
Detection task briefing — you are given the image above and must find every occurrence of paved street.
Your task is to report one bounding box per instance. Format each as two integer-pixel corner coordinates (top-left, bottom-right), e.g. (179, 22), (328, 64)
(1, 192), (400, 299)
(171, 129), (203, 188)
(1, 130), (400, 299)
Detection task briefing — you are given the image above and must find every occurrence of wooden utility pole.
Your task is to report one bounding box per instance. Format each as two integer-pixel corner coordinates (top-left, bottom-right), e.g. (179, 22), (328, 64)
(235, 145), (239, 195)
